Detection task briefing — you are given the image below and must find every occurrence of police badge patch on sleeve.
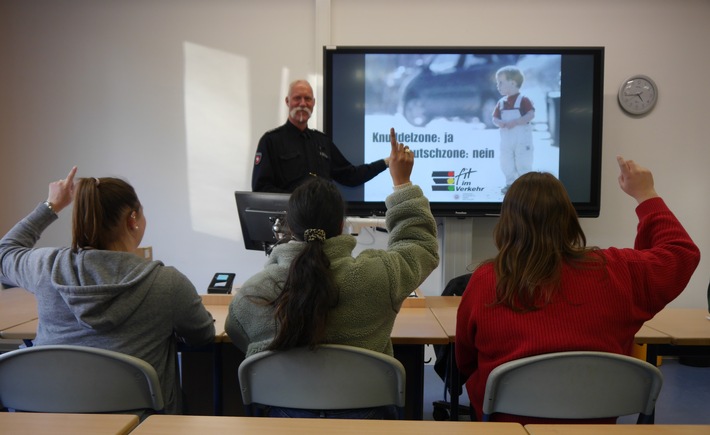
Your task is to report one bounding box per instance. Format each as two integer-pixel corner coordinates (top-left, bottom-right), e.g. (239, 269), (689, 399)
(254, 152), (262, 165)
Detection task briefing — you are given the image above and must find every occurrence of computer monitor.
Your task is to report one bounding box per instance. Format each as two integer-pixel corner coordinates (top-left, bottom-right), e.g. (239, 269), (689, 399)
(234, 191), (291, 253)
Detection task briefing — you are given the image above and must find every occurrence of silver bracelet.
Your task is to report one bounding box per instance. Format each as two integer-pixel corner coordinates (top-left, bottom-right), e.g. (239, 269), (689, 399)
(43, 201), (55, 214)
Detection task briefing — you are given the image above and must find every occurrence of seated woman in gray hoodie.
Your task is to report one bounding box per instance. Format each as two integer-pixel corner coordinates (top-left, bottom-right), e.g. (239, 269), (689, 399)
(0, 166), (215, 414)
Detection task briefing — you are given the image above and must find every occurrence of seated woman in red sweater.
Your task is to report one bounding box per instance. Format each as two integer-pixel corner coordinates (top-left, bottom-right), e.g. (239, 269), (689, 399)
(455, 156), (701, 424)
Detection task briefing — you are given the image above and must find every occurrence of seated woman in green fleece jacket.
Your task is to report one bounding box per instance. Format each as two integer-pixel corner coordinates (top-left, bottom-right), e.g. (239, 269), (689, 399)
(225, 128), (440, 419)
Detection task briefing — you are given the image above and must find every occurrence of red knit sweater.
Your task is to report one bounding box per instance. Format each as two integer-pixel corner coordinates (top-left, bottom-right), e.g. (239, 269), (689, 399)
(455, 197), (701, 424)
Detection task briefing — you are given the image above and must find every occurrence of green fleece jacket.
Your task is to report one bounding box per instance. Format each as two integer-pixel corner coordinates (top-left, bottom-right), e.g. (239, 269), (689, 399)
(225, 184), (439, 357)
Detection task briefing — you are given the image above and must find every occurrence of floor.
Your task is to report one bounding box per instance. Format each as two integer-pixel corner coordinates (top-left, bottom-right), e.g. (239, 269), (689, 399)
(421, 352), (710, 424)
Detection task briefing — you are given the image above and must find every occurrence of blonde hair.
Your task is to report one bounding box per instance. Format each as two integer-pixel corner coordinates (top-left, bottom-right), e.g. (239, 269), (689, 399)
(496, 65), (525, 88)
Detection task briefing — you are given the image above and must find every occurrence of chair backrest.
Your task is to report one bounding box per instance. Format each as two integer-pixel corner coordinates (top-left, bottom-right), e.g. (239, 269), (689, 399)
(238, 344), (406, 417)
(482, 351), (663, 424)
(0, 345), (164, 413)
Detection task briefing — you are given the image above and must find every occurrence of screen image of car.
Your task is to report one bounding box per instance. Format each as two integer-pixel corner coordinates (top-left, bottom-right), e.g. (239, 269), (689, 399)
(399, 54), (518, 128)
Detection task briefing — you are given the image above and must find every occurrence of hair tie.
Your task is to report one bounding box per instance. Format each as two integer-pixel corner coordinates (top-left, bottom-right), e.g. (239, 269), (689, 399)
(303, 228), (326, 243)
(94, 177), (100, 187)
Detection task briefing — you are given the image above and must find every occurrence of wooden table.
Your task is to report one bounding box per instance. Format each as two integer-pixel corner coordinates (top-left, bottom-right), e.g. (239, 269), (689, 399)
(179, 294), (233, 417)
(428, 304), (457, 335)
(525, 424), (710, 435)
(204, 305), (228, 342)
(428, 300), (462, 420)
(424, 296), (687, 348)
(194, 300), (449, 420)
(131, 414), (527, 435)
(0, 297), (229, 344)
(0, 287), (38, 348)
(0, 412), (139, 435)
(0, 293), (231, 342)
(424, 297), (699, 420)
(426, 295), (462, 308)
(0, 318), (38, 341)
(0, 294), (229, 342)
(642, 308), (710, 365)
(207, 294), (449, 345)
(634, 325), (672, 345)
(390, 307), (449, 345)
(632, 324), (671, 365)
(0, 287), (37, 331)
(0, 289), (451, 419)
(644, 309), (710, 346)
(390, 307), (449, 419)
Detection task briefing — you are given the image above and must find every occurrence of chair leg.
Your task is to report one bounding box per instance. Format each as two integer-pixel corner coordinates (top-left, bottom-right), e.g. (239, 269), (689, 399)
(637, 409), (655, 424)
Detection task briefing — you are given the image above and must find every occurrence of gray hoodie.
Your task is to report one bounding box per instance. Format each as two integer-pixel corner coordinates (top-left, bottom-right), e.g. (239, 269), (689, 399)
(0, 203), (215, 414)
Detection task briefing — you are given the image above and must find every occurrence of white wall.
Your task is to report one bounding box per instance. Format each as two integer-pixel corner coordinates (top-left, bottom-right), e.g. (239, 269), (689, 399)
(1, 0), (707, 306)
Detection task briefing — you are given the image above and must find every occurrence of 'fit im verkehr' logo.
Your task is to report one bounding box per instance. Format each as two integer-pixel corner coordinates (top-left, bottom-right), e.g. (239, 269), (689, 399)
(431, 169), (481, 192)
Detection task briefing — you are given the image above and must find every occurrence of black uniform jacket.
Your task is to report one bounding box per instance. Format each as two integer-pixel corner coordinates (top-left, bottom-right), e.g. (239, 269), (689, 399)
(251, 121), (387, 193)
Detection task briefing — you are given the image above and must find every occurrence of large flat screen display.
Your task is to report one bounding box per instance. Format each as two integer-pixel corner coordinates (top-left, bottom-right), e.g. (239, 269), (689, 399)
(323, 46), (604, 217)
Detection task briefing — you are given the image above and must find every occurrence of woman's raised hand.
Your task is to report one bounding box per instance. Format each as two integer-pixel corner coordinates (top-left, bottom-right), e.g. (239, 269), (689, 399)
(388, 128), (414, 186)
(47, 166), (77, 213)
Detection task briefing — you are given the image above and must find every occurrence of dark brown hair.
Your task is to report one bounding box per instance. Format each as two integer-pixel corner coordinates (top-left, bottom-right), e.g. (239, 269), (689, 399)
(71, 177), (141, 252)
(491, 172), (601, 311)
(268, 178), (343, 351)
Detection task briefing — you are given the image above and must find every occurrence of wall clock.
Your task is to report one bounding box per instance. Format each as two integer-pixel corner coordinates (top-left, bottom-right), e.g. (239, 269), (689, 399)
(618, 75), (658, 116)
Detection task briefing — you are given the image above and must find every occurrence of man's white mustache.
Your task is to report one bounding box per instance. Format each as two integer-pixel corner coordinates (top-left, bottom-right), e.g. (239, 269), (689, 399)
(290, 107), (312, 118)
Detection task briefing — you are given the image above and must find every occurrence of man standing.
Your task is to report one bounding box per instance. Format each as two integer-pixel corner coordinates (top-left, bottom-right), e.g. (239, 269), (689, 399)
(252, 80), (389, 192)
